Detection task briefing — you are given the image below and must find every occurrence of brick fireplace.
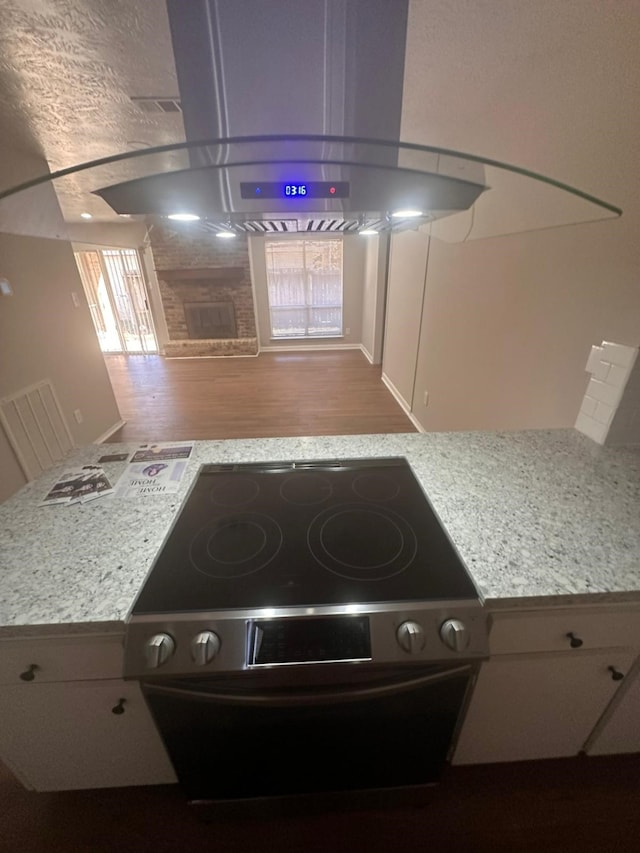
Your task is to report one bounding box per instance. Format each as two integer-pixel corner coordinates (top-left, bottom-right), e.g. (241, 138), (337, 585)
(148, 222), (258, 357)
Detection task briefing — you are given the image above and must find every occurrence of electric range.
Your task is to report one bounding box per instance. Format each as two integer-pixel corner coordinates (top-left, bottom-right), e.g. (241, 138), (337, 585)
(123, 457), (488, 678)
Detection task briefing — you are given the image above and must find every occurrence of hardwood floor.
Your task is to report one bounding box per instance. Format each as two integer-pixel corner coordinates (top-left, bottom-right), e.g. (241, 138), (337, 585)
(103, 350), (415, 443)
(2, 754), (640, 852)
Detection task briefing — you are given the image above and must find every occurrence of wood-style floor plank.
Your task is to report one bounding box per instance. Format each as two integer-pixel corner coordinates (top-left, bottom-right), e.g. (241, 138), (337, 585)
(104, 350), (415, 442)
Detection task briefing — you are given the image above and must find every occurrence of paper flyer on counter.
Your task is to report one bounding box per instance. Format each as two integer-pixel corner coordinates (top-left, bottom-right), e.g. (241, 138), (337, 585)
(115, 442), (194, 497)
(40, 466), (114, 506)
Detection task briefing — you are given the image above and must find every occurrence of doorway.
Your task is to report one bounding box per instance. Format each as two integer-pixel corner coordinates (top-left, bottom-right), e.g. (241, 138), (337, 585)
(74, 249), (158, 354)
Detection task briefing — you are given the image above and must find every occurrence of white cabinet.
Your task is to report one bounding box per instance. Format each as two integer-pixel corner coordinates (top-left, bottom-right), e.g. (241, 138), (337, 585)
(453, 605), (640, 766)
(0, 680), (176, 790)
(453, 648), (636, 764)
(586, 664), (640, 756)
(0, 633), (177, 791)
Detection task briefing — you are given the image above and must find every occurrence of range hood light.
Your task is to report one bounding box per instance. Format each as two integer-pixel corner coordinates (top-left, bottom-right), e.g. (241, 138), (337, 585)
(391, 209), (423, 218)
(167, 213), (200, 221)
(359, 228), (379, 236)
(215, 230), (236, 239)
(80, 212), (92, 219)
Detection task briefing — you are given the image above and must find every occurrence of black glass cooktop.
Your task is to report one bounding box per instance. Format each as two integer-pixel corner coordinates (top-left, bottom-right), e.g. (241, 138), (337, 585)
(132, 458), (478, 614)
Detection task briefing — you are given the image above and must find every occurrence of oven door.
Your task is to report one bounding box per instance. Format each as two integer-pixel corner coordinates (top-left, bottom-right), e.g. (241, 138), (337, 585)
(142, 663), (474, 803)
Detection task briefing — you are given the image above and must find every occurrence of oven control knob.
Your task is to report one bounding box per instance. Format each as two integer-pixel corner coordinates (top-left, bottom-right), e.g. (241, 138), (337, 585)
(145, 633), (176, 669)
(440, 619), (470, 652)
(396, 621), (426, 654)
(191, 631), (221, 666)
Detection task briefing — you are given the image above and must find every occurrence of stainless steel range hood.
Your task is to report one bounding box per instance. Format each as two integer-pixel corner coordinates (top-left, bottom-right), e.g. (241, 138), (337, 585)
(87, 0), (484, 233)
(93, 134), (487, 233)
(94, 0), (487, 233)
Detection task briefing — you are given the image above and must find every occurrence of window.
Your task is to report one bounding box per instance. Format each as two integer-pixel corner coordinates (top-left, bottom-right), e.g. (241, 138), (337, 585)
(265, 239), (343, 339)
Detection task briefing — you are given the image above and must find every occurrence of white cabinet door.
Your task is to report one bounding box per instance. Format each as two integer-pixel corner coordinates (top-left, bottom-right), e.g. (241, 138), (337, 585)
(0, 680), (176, 791)
(587, 666), (640, 755)
(453, 648), (636, 765)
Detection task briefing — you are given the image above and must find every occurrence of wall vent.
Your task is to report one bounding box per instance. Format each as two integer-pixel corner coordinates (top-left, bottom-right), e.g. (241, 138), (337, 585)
(0, 380), (74, 481)
(130, 96), (182, 114)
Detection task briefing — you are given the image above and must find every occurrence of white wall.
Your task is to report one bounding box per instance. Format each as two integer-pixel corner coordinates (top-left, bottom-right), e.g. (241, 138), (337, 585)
(68, 221), (148, 248)
(408, 218), (640, 431)
(0, 149), (121, 503)
(0, 425), (28, 499)
(381, 230), (429, 406)
(395, 0), (640, 432)
(248, 235), (367, 350)
(361, 234), (389, 365)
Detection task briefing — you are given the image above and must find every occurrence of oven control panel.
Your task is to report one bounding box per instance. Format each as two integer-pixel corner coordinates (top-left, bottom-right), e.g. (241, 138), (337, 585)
(124, 602), (489, 679)
(248, 616), (371, 667)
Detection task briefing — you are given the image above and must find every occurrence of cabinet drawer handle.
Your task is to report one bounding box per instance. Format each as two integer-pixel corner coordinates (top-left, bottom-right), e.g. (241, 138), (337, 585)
(608, 666), (624, 682)
(566, 632), (583, 648)
(111, 698), (127, 715)
(19, 664), (39, 682)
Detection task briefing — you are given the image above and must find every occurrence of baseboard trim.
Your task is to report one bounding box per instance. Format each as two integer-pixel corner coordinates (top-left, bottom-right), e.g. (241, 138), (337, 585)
(360, 344), (374, 364)
(260, 343), (362, 353)
(380, 373), (426, 434)
(406, 410), (426, 433)
(93, 420), (126, 443)
(164, 352), (259, 359)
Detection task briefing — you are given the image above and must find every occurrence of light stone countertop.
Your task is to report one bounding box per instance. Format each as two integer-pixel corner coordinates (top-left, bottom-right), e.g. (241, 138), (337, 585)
(1, 429), (639, 638)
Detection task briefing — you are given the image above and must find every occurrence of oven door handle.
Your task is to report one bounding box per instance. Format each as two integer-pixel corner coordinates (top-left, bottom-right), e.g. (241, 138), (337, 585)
(142, 664), (474, 707)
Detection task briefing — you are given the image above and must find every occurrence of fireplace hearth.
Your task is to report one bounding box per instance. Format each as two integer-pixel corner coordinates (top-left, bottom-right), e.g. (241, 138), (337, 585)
(184, 301), (237, 340)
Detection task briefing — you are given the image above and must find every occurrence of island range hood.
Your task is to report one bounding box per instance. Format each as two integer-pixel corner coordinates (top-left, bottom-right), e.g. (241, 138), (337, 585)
(93, 0), (488, 234)
(93, 135), (488, 235)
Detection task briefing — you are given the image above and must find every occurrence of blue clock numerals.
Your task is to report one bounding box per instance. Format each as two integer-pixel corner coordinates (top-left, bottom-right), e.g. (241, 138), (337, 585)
(284, 184), (308, 197)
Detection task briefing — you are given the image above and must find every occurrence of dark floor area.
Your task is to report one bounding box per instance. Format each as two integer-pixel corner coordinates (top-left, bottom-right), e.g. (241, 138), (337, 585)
(2, 754), (640, 853)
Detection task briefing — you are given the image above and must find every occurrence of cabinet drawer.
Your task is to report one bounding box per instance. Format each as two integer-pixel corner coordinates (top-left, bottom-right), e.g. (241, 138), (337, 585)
(0, 679), (176, 790)
(489, 607), (640, 655)
(0, 635), (124, 684)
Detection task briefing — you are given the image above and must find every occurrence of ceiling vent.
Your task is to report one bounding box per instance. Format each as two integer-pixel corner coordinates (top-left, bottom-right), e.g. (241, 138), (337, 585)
(130, 96), (182, 114)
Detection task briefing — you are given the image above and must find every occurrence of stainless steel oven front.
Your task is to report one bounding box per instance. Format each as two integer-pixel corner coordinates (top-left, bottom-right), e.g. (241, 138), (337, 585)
(137, 612), (479, 805)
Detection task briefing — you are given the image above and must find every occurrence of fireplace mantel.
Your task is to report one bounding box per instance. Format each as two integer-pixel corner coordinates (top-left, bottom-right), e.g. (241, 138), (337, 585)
(158, 267), (244, 282)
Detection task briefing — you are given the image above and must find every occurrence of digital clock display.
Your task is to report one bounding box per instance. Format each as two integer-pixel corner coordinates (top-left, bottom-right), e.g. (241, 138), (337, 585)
(284, 184), (307, 197)
(240, 181), (349, 200)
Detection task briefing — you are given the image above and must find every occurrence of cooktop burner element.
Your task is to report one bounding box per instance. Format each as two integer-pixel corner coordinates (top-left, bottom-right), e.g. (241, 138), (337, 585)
(280, 472), (333, 505)
(210, 476), (259, 507)
(190, 513), (283, 579)
(352, 472), (400, 502)
(308, 504), (417, 581)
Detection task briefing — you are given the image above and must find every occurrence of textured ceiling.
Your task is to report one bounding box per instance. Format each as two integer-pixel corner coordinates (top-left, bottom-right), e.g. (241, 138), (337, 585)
(0, 0), (185, 220)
